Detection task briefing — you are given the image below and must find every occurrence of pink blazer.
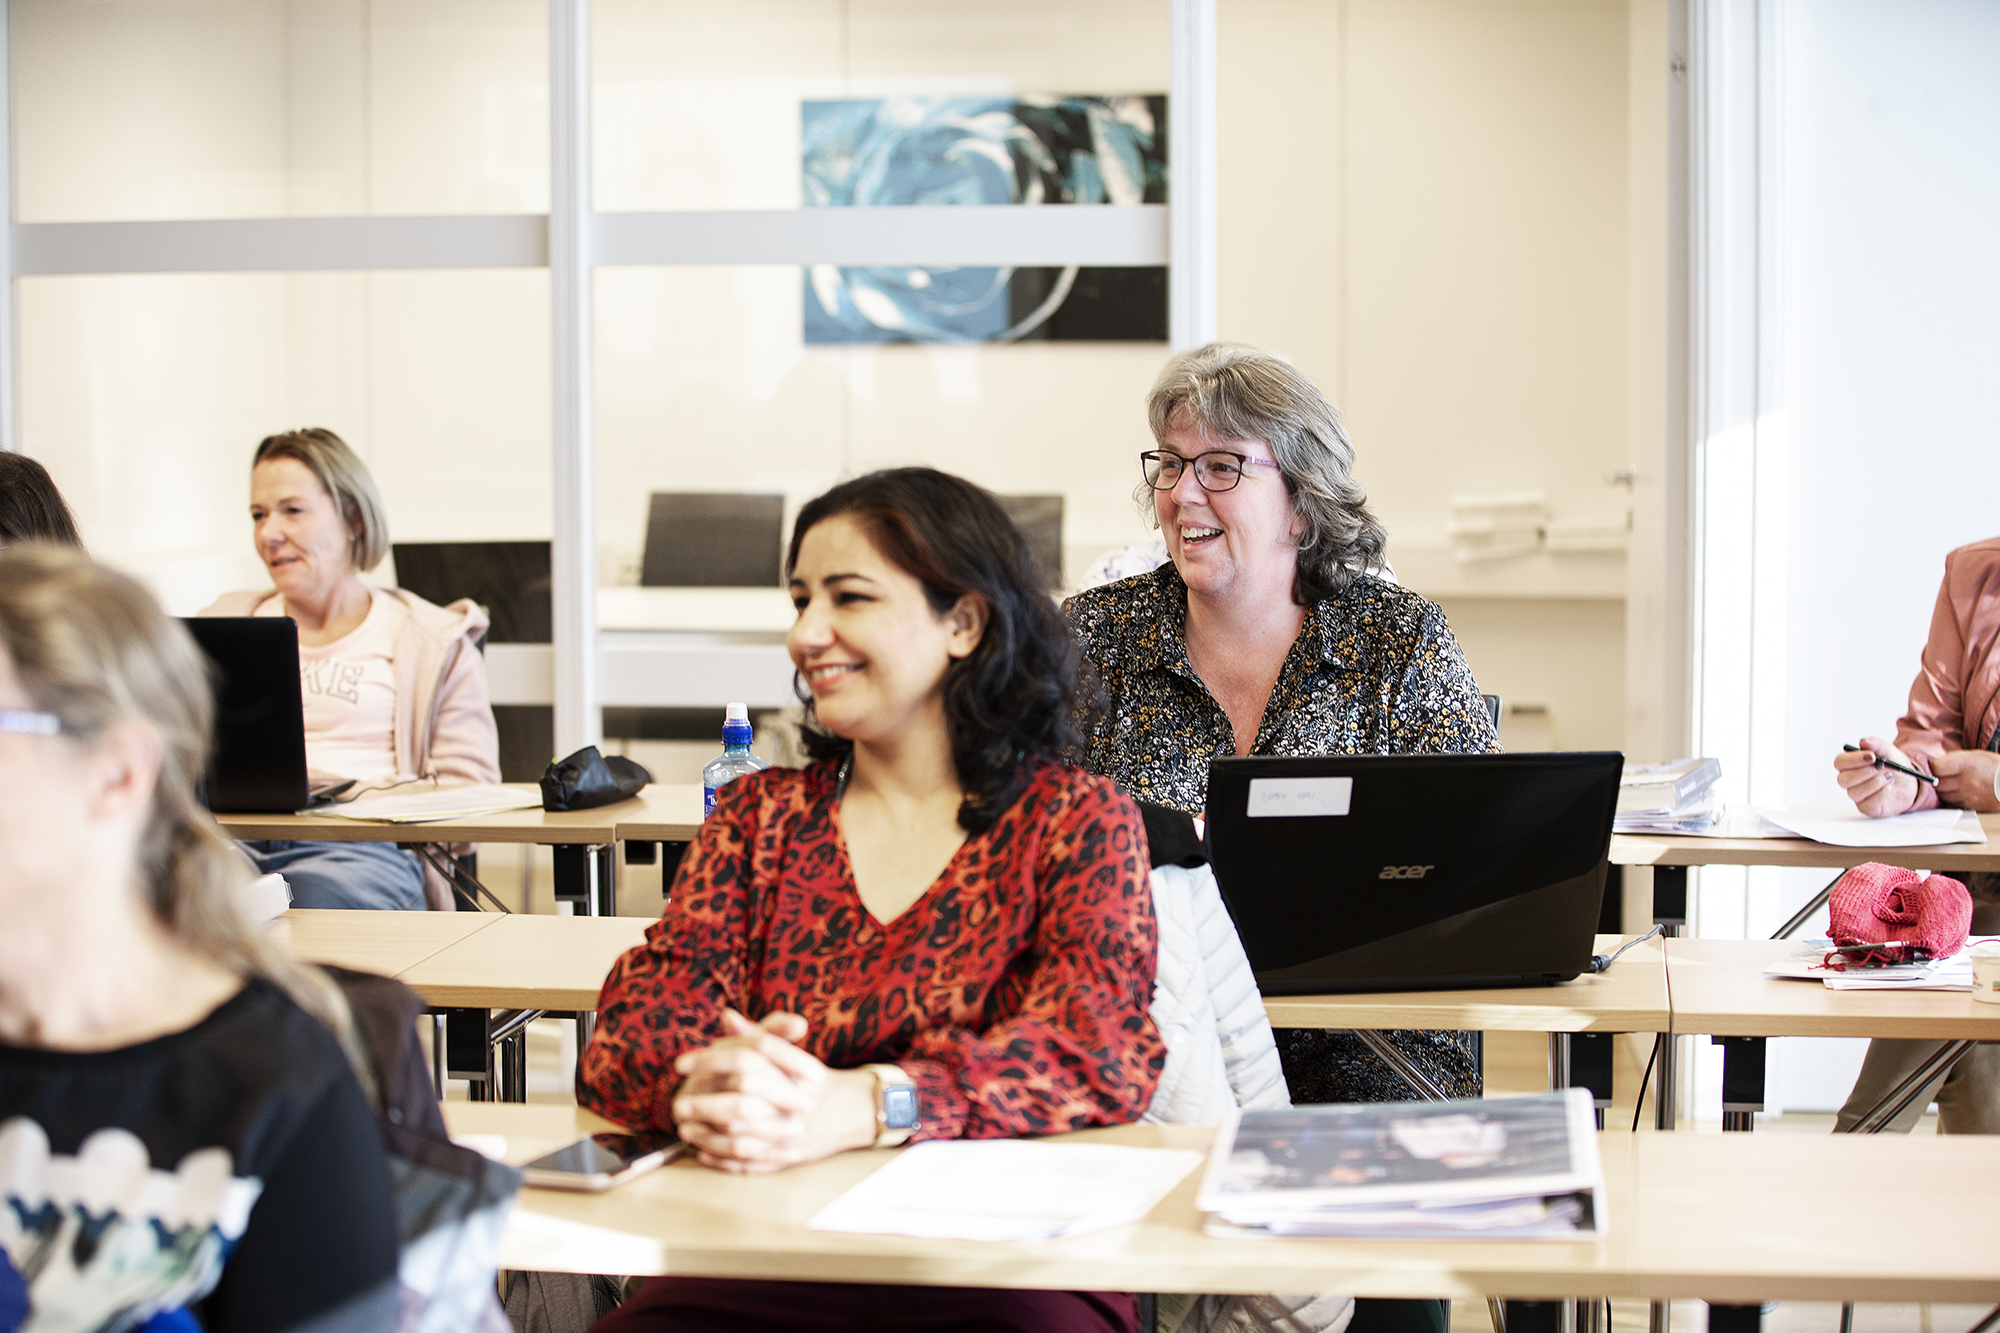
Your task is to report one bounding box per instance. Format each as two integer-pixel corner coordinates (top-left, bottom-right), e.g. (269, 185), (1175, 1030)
(1898, 537), (2000, 812)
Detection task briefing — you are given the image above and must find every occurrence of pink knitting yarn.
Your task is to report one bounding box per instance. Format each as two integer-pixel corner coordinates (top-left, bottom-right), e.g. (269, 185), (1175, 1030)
(1826, 862), (1973, 958)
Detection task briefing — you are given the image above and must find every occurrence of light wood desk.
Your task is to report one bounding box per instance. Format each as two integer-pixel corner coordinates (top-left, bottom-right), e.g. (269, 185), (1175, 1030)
(1264, 935), (1668, 1035)
(612, 783), (706, 845)
(212, 784), (633, 845)
(283, 906), (501, 977)
(399, 913), (650, 1010)
(1610, 813), (2000, 873)
(442, 1103), (2000, 1303)
(1666, 938), (2000, 1042)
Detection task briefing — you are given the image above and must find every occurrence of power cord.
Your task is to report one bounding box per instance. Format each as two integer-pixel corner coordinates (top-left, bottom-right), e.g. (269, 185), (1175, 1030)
(1588, 923), (1664, 974)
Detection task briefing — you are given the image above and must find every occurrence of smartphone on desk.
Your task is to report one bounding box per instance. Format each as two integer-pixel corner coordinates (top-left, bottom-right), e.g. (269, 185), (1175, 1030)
(521, 1131), (681, 1192)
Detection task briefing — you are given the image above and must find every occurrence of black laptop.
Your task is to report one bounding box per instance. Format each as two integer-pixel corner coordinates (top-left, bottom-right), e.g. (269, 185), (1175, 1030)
(181, 617), (313, 814)
(1205, 752), (1623, 994)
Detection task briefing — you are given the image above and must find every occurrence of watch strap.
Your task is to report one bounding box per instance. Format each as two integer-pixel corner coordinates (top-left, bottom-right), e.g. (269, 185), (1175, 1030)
(863, 1063), (918, 1148)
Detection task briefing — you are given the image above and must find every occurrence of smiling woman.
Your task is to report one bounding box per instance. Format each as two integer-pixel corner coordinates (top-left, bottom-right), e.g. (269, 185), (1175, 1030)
(579, 469), (1163, 1333)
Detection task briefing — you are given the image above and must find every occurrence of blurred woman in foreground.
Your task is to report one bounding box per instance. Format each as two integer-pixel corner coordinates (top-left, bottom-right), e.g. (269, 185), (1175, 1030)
(0, 545), (396, 1329)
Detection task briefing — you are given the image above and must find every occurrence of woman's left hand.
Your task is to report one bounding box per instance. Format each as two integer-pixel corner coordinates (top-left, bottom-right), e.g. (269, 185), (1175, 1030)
(671, 1009), (880, 1173)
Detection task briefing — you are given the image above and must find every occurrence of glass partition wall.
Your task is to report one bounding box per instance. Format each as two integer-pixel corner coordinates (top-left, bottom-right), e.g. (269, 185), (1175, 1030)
(6, 0), (1197, 755)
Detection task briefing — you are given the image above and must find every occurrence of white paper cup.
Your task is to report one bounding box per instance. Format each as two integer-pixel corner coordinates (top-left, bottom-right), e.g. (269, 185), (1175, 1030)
(1972, 942), (2000, 1005)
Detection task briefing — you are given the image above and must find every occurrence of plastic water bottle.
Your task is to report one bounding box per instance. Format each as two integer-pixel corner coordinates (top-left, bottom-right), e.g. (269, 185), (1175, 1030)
(702, 702), (768, 818)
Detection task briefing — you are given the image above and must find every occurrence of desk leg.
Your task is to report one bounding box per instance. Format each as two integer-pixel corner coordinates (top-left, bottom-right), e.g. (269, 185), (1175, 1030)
(574, 1010), (596, 1057)
(442, 1008), (494, 1102)
(1557, 1032), (1615, 1130)
(1713, 1036), (1765, 1131)
(554, 844), (617, 916)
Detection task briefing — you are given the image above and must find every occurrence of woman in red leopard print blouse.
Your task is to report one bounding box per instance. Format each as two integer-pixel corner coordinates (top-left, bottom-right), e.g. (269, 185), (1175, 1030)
(582, 469), (1163, 1333)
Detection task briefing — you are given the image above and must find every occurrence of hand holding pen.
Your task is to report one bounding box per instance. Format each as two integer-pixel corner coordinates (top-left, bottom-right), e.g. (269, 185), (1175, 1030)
(1834, 738), (1931, 819)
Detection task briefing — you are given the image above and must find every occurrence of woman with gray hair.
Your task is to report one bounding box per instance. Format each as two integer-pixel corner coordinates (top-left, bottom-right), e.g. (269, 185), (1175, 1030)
(1065, 346), (1497, 1078)
(202, 428), (500, 910)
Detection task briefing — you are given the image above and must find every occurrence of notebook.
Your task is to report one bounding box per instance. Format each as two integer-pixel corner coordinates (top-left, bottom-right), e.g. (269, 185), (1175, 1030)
(1204, 752), (1623, 993)
(181, 616), (316, 814)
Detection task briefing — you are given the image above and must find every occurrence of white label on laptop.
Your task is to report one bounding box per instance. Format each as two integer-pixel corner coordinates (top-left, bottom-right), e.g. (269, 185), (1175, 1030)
(1246, 776), (1353, 817)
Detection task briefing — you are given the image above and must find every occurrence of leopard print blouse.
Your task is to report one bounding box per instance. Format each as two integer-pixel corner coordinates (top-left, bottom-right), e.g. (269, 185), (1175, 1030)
(577, 758), (1165, 1142)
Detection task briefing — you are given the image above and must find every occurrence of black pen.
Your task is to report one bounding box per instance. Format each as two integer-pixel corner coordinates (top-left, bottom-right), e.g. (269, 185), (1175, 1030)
(1842, 744), (1940, 786)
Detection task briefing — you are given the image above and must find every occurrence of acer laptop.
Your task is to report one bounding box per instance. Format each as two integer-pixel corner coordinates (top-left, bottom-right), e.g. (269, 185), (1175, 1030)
(181, 616), (322, 814)
(1205, 752), (1623, 994)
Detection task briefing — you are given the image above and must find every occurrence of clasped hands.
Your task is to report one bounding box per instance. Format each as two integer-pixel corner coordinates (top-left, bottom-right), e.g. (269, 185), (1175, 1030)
(670, 1008), (880, 1174)
(1835, 736), (2000, 817)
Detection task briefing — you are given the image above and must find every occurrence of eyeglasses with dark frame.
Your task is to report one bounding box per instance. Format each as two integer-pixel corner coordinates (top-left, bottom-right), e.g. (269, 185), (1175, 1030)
(0, 710), (63, 737)
(1139, 450), (1284, 493)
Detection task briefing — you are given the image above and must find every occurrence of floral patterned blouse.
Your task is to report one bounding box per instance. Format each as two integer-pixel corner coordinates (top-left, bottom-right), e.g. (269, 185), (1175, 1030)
(578, 758), (1164, 1142)
(1064, 563), (1500, 815)
(1063, 562), (1499, 1105)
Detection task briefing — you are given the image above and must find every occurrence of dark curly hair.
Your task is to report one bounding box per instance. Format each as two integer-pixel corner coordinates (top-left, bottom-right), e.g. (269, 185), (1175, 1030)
(786, 468), (1079, 835)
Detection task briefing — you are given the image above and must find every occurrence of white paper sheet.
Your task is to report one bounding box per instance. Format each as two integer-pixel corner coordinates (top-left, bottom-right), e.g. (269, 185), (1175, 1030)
(1763, 936), (1997, 991)
(1752, 806), (1986, 848)
(807, 1140), (1204, 1242)
(311, 783), (545, 823)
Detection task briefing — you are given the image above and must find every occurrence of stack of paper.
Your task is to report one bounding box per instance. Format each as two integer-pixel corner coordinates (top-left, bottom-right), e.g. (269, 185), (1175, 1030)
(1614, 758), (1721, 834)
(1764, 936), (1998, 992)
(807, 1140), (1205, 1242)
(1195, 1091), (1603, 1240)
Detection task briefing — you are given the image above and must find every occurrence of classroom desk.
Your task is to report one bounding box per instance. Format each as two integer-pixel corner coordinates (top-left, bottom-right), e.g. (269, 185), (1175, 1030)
(214, 783), (645, 915)
(1608, 813), (2000, 871)
(1665, 937), (2000, 1129)
(612, 783), (706, 845)
(283, 906), (501, 976)
(1263, 935), (1669, 1036)
(399, 913), (649, 1010)
(442, 1103), (2000, 1304)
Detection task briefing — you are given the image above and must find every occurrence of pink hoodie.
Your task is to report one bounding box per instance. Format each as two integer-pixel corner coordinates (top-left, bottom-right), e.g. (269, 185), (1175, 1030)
(201, 586), (501, 908)
(1895, 537), (2000, 812)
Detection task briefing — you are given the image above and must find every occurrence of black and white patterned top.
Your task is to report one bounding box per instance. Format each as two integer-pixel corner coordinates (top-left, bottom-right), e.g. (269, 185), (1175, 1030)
(1063, 562), (1500, 816)
(1062, 561), (1501, 1106)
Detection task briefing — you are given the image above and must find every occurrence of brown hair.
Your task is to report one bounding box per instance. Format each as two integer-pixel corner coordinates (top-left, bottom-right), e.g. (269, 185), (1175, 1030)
(0, 453), (83, 548)
(1143, 343), (1388, 604)
(252, 428), (391, 572)
(0, 544), (371, 1091)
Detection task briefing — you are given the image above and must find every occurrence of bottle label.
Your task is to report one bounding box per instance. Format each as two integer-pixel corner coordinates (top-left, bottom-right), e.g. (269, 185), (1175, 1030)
(704, 785), (718, 819)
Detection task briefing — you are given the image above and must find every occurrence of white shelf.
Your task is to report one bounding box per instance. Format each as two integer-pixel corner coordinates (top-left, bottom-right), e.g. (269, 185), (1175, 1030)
(1389, 544), (1626, 601)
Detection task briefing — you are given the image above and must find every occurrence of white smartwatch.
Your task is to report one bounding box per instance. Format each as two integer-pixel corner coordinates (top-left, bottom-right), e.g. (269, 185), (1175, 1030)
(863, 1063), (919, 1148)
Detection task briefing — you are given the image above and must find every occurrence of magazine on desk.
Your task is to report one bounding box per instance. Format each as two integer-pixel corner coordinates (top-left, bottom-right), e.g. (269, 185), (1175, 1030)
(1196, 1090), (1604, 1240)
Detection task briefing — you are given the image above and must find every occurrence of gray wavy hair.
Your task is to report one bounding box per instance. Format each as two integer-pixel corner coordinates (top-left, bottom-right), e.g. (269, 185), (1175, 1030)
(1141, 343), (1387, 605)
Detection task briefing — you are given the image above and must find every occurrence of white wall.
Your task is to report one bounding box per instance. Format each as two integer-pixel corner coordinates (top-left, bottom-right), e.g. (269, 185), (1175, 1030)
(1687, 0), (2000, 1115)
(14, 0), (1648, 746)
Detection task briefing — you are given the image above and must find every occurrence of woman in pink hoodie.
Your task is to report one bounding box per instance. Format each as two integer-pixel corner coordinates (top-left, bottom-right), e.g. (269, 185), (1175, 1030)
(1831, 536), (2000, 1133)
(203, 428), (500, 911)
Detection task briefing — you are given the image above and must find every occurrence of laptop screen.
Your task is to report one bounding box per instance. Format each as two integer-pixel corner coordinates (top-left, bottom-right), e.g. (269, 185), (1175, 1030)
(181, 617), (310, 814)
(1205, 752), (1622, 993)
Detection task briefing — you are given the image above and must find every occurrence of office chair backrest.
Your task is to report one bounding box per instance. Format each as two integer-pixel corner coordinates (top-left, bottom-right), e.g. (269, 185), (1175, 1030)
(641, 493), (786, 588)
(996, 493), (1064, 591)
(1481, 694), (1502, 730)
(389, 540), (554, 783)
(390, 541), (552, 644)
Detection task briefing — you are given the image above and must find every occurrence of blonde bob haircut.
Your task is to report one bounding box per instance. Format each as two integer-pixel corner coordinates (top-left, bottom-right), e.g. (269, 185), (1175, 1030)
(252, 427), (391, 572)
(0, 545), (372, 1094)
(1143, 343), (1388, 606)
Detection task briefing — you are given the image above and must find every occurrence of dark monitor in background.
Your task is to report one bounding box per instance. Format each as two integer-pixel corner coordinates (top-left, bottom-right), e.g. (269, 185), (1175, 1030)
(390, 540), (552, 645)
(996, 493), (1064, 591)
(180, 616), (310, 813)
(641, 493), (785, 588)
(390, 540), (554, 783)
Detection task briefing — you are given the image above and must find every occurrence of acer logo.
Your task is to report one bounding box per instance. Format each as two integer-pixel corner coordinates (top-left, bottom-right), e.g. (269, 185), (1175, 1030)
(1378, 865), (1435, 880)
